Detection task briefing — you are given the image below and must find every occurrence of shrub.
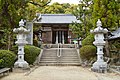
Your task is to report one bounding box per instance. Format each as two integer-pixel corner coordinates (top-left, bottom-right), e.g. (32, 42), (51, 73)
(80, 45), (96, 61)
(10, 45), (40, 65)
(10, 45), (18, 54)
(0, 50), (16, 68)
(24, 45), (40, 64)
(82, 34), (94, 46)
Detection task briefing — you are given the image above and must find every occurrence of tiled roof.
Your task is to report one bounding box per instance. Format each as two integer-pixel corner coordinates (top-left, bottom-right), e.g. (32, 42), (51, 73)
(34, 14), (80, 24)
(108, 28), (120, 40)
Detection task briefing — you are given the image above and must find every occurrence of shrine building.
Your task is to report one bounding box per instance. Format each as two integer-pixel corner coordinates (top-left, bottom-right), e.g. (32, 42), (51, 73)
(34, 14), (80, 44)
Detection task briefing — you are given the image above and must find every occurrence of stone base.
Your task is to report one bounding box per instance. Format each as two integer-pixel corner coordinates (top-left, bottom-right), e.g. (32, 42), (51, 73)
(91, 61), (107, 73)
(13, 67), (30, 73)
(14, 61), (30, 69)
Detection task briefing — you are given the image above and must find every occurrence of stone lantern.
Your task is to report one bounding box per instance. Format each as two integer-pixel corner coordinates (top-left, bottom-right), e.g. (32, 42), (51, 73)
(13, 19), (30, 69)
(90, 19), (108, 72)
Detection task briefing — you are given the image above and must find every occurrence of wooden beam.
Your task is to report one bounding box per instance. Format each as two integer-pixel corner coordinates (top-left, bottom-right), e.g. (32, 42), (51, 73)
(52, 29), (68, 31)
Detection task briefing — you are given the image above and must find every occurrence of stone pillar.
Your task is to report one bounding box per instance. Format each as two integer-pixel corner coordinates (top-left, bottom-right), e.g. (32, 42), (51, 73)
(26, 22), (33, 45)
(90, 19), (108, 72)
(62, 31), (64, 44)
(78, 37), (82, 48)
(38, 32), (42, 48)
(56, 31), (58, 44)
(13, 19), (30, 69)
(59, 31), (61, 43)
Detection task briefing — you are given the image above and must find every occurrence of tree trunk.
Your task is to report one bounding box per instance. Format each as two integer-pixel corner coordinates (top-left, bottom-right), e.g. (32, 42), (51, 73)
(7, 34), (11, 50)
(7, 31), (13, 50)
(105, 40), (110, 57)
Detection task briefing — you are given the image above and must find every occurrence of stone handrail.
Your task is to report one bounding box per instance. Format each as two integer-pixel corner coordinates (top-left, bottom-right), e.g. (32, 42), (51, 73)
(76, 49), (82, 64)
(57, 44), (62, 57)
(34, 49), (43, 65)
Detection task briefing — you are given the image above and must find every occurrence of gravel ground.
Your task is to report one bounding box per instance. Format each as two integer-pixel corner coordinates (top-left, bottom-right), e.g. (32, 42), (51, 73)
(1, 66), (120, 80)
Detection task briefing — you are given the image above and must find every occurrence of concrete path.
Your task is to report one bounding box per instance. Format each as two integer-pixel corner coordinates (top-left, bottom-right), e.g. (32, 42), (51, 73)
(1, 66), (120, 80)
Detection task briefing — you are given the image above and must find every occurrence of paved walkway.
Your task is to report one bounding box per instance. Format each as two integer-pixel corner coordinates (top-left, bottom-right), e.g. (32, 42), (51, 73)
(1, 66), (120, 80)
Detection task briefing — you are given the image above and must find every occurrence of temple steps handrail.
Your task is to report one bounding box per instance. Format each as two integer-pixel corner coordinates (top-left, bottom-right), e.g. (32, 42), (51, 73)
(57, 44), (62, 57)
(34, 49), (44, 64)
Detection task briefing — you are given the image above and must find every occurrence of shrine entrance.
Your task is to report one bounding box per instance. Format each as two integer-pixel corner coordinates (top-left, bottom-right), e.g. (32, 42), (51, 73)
(52, 31), (68, 44)
(52, 26), (68, 44)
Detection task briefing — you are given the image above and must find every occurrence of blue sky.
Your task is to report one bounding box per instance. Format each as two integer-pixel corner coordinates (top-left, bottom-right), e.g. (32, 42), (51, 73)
(51, 0), (79, 4)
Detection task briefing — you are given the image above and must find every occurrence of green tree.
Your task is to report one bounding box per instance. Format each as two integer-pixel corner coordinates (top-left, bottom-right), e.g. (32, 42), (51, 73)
(92, 0), (120, 57)
(92, 0), (120, 30)
(0, 0), (29, 50)
(70, 0), (93, 38)
(64, 4), (78, 14)
(70, 0), (120, 38)
(26, 0), (51, 20)
(41, 2), (64, 14)
(41, 2), (78, 14)
(0, 0), (51, 50)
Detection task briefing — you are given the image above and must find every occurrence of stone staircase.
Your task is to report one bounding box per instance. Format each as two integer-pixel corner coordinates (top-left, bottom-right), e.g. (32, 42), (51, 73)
(59, 49), (81, 65)
(39, 49), (58, 65)
(39, 44), (81, 66)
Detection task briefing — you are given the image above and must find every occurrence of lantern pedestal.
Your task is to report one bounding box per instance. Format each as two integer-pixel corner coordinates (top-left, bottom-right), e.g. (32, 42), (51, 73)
(14, 61), (29, 69)
(14, 44), (29, 69)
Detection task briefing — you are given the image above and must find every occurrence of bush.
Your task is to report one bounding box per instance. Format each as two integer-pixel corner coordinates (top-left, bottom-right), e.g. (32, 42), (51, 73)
(0, 50), (16, 68)
(24, 45), (40, 64)
(82, 34), (94, 46)
(80, 45), (96, 61)
(10, 45), (18, 54)
(10, 45), (40, 65)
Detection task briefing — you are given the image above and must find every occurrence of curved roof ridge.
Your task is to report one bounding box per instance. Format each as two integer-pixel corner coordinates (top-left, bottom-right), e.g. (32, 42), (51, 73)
(34, 13), (81, 24)
(41, 14), (73, 16)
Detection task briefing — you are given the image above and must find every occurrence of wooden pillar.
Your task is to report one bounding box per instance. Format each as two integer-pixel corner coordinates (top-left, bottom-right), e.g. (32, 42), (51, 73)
(62, 31), (64, 44)
(56, 31), (58, 44)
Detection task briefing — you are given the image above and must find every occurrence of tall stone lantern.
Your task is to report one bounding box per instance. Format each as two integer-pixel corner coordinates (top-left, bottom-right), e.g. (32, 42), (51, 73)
(90, 19), (108, 72)
(13, 19), (30, 69)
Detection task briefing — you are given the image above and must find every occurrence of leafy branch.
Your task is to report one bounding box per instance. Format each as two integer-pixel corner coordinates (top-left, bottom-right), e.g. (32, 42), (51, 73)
(29, 0), (51, 7)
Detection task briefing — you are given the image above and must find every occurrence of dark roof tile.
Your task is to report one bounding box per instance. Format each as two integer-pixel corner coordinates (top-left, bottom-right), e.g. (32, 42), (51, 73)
(34, 14), (80, 24)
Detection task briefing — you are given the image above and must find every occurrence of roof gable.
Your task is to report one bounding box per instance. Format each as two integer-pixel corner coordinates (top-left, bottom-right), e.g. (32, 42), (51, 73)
(34, 14), (80, 24)
(108, 27), (120, 40)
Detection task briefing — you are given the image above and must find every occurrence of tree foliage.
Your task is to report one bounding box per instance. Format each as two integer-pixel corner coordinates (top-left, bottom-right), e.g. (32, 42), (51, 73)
(0, 0), (29, 49)
(25, 0), (51, 20)
(29, 0), (51, 7)
(70, 0), (120, 38)
(40, 2), (78, 14)
(0, 0), (51, 49)
(82, 34), (94, 46)
(92, 0), (120, 30)
(70, 0), (93, 38)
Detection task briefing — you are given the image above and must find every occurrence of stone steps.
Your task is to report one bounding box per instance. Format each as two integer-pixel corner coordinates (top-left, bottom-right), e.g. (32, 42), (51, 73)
(41, 56), (79, 59)
(40, 60), (80, 62)
(40, 59), (80, 62)
(42, 57), (78, 59)
(49, 44), (76, 48)
(39, 47), (81, 66)
(39, 63), (81, 66)
(42, 44), (76, 48)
